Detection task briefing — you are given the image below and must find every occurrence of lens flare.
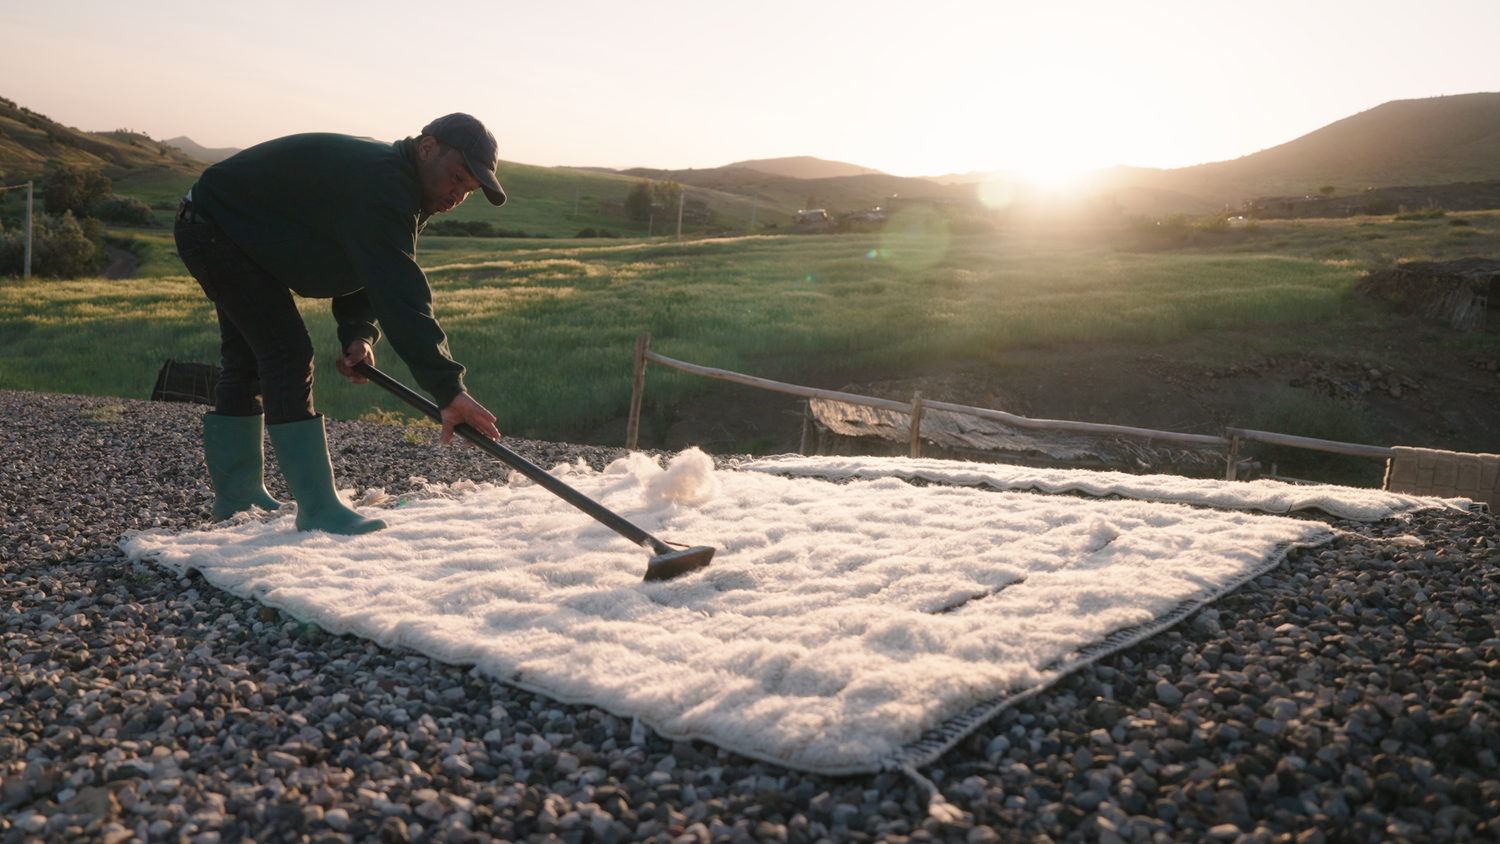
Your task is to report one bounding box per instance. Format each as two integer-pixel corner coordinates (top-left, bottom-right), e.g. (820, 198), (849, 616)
(978, 179), (1017, 211)
(880, 207), (952, 273)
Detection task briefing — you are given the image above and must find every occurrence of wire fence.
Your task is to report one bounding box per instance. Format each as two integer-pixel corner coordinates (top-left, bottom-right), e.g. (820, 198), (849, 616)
(623, 332), (1398, 482)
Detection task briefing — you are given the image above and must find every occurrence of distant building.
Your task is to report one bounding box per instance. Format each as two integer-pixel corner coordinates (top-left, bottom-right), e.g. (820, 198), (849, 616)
(793, 209), (828, 224)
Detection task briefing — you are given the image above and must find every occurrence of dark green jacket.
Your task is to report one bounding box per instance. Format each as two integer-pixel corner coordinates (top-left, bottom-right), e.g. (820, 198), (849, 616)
(192, 133), (465, 406)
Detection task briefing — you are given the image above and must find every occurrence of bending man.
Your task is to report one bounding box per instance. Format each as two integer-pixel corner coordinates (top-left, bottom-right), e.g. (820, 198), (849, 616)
(175, 113), (504, 534)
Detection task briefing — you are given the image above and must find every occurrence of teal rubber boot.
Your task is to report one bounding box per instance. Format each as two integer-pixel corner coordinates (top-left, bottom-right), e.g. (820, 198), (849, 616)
(266, 416), (387, 535)
(203, 413), (283, 521)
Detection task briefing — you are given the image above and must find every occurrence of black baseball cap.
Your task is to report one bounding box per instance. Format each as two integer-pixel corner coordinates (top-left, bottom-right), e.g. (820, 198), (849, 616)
(422, 113), (507, 206)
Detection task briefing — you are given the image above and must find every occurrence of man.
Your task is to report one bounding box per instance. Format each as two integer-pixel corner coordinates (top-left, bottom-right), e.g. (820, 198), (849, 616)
(175, 113), (504, 535)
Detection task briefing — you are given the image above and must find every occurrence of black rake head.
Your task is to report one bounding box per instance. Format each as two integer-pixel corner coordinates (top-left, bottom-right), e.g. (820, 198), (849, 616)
(643, 545), (715, 581)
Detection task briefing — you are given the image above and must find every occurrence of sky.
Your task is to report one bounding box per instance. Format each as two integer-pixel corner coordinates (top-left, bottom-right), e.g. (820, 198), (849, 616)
(4, 1), (1499, 179)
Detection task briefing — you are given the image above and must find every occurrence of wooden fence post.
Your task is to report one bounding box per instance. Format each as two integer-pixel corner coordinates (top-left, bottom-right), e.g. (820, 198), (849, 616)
(799, 400), (811, 455)
(909, 391), (924, 459)
(1224, 435), (1241, 481)
(626, 332), (650, 450)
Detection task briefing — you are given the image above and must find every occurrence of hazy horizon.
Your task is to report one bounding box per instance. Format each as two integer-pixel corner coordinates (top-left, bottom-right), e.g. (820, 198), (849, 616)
(5, 1), (1499, 179)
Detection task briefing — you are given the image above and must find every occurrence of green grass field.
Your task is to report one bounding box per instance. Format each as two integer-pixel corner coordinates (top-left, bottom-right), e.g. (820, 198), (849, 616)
(1, 227), (1369, 440)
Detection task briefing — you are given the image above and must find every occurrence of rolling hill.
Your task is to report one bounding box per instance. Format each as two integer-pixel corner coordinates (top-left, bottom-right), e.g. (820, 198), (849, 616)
(5, 91), (1500, 231)
(722, 156), (886, 179)
(1082, 92), (1500, 204)
(0, 96), (210, 214)
(0, 97), (205, 180)
(163, 136), (241, 164)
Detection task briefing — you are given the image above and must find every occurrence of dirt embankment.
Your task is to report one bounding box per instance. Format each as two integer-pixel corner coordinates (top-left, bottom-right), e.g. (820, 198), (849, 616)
(101, 245), (139, 279)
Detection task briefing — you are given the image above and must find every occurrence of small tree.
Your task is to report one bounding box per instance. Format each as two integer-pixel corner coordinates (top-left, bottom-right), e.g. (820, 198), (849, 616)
(625, 179), (652, 223)
(94, 194), (156, 226)
(1317, 184), (1337, 197)
(44, 163), (111, 218)
(0, 211), (99, 278)
(650, 179), (681, 218)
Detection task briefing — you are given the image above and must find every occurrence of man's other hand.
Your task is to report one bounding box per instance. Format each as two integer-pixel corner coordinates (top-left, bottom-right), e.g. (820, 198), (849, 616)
(441, 393), (500, 445)
(336, 340), (375, 384)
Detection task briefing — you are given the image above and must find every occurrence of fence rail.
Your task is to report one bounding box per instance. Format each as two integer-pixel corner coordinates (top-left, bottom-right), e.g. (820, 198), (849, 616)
(625, 333), (1398, 480)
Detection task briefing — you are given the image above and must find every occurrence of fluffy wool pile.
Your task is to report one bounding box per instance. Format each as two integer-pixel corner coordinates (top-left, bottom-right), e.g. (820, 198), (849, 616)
(735, 455), (1474, 521)
(120, 450), (1381, 774)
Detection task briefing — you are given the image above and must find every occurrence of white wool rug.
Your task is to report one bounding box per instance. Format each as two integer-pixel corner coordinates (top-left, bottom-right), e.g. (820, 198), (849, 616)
(737, 454), (1477, 520)
(122, 451), (1374, 775)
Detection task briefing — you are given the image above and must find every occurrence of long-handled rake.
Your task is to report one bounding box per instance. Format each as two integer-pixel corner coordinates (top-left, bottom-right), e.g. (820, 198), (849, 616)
(355, 363), (714, 581)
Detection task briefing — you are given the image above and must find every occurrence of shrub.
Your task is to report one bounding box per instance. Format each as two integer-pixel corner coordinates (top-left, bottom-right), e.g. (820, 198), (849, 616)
(422, 220), (536, 238)
(1127, 212), (1188, 236)
(1194, 214), (1230, 233)
(43, 163), (111, 218)
(94, 194), (156, 226)
(358, 406), (437, 428)
(1317, 185), (1337, 197)
(1246, 391), (1379, 485)
(1126, 212), (1228, 237)
(1447, 217), (1471, 227)
(1393, 202), (1446, 221)
(1360, 199), (1394, 215)
(425, 219), (495, 237)
(575, 227), (620, 238)
(0, 211), (101, 278)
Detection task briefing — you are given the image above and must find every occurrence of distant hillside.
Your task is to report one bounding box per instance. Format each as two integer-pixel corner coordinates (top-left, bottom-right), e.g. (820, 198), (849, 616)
(9, 90), (1497, 229)
(616, 162), (964, 218)
(164, 136), (240, 164)
(722, 156), (885, 180)
(0, 96), (206, 181)
(923, 168), (1027, 186)
(1085, 92), (1500, 205)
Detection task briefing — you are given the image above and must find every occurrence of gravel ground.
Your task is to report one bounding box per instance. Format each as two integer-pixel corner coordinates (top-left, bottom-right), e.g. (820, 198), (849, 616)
(2, 389), (1499, 844)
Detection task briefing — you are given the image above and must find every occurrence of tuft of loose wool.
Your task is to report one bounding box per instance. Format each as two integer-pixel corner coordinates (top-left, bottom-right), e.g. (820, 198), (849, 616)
(643, 447), (720, 509)
(607, 448), (720, 509)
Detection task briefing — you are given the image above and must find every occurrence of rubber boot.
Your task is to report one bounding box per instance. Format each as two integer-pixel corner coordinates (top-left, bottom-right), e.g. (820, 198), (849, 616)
(266, 416), (387, 535)
(203, 413), (283, 521)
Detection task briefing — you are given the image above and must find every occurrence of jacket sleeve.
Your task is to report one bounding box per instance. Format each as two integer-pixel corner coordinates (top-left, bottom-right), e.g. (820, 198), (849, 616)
(334, 205), (466, 407)
(330, 290), (382, 350)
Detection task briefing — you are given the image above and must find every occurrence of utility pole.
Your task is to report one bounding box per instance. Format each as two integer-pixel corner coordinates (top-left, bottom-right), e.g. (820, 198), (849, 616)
(749, 193), (758, 233)
(0, 181), (35, 279)
(572, 188), (579, 218)
(23, 181), (32, 280)
(675, 189), (685, 242)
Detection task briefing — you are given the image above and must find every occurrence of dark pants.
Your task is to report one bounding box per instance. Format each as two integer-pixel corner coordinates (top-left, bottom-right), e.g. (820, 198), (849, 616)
(174, 202), (317, 425)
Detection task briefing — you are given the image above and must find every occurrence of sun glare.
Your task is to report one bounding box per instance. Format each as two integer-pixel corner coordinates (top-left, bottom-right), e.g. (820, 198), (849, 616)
(1013, 159), (1087, 185)
(977, 179), (1017, 211)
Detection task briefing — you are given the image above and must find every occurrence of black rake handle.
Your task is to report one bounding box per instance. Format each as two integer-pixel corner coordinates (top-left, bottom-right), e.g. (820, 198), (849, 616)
(353, 362), (675, 556)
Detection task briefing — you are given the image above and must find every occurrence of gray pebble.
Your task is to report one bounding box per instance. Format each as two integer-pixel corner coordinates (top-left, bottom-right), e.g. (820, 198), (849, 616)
(2, 389), (1499, 844)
